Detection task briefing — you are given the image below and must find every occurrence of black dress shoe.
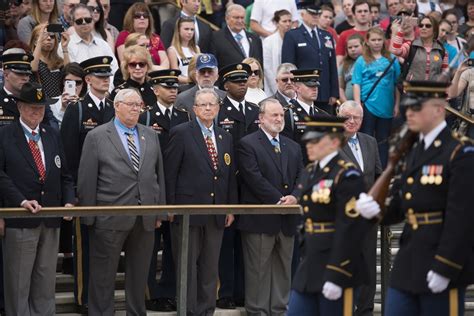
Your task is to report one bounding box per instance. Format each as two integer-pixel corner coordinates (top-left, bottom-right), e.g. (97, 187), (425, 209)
(235, 298), (245, 307)
(216, 297), (236, 309)
(146, 298), (176, 312)
(75, 304), (88, 315)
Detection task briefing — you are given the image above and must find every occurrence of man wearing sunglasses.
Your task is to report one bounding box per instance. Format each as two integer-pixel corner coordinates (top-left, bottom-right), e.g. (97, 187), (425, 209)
(356, 80), (474, 316)
(272, 63), (297, 109)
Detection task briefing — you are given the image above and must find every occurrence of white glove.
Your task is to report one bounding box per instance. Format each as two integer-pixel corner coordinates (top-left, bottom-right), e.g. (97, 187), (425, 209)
(427, 270), (450, 293)
(322, 281), (342, 300)
(355, 193), (381, 219)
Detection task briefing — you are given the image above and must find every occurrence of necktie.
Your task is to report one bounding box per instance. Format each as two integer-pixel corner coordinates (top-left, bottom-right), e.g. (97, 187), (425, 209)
(28, 131), (46, 182)
(99, 101), (104, 111)
(348, 137), (363, 169)
(309, 106), (315, 116)
(205, 130), (218, 170)
(164, 108), (171, 122)
(126, 132), (140, 172)
(239, 102), (244, 116)
(234, 33), (247, 57)
(311, 29), (320, 48)
(271, 138), (280, 154)
(412, 139), (425, 162)
(310, 163), (320, 179)
(348, 137), (358, 147)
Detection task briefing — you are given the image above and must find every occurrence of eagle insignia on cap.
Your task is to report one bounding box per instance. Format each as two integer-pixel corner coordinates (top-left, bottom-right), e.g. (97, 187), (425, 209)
(23, 55), (29, 61)
(200, 55), (210, 62)
(170, 71), (175, 76)
(36, 89), (43, 101)
(102, 57), (108, 63)
(237, 64), (243, 70)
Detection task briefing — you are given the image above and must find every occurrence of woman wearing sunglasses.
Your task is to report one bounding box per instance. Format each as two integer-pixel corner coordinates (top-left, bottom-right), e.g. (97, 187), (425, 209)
(390, 15), (449, 82)
(243, 57), (268, 104)
(116, 2), (170, 70)
(17, 0), (60, 44)
(110, 45), (156, 111)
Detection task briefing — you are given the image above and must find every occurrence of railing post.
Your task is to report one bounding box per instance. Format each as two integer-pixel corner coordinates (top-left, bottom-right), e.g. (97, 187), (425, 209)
(380, 225), (392, 315)
(177, 214), (190, 316)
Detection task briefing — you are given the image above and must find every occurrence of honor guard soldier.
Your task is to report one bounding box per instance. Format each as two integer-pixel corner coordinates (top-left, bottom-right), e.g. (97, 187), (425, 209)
(60, 55), (115, 314)
(282, 68), (329, 164)
(216, 62), (260, 309)
(356, 81), (474, 316)
(110, 46), (157, 111)
(140, 69), (189, 312)
(287, 114), (372, 316)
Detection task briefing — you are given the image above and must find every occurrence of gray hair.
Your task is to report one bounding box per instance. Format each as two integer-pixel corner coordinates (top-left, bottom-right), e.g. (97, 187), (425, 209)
(71, 3), (93, 20)
(226, 4), (245, 17)
(259, 98), (282, 114)
(113, 88), (142, 106)
(338, 100), (363, 116)
(276, 63), (297, 77)
(194, 88), (219, 104)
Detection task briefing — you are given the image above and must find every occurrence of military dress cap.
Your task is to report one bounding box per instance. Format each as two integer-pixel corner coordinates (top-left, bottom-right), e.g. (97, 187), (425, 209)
(14, 82), (55, 105)
(196, 54), (218, 70)
(297, 2), (321, 14)
(80, 56), (113, 76)
(0, 53), (33, 74)
(400, 80), (449, 107)
(219, 63), (251, 83)
(301, 114), (347, 142)
(149, 69), (181, 88)
(291, 69), (321, 87)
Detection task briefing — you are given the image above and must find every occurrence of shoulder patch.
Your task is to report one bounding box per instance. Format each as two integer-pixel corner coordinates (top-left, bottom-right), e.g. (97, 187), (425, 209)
(463, 145), (474, 154)
(344, 169), (362, 178)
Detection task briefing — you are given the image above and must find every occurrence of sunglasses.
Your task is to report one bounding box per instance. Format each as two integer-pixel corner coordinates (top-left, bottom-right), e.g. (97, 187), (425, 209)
(418, 23), (432, 29)
(74, 17), (93, 25)
(88, 5), (100, 13)
(250, 70), (260, 76)
(279, 77), (294, 83)
(128, 62), (147, 68)
(406, 104), (423, 112)
(134, 12), (150, 19)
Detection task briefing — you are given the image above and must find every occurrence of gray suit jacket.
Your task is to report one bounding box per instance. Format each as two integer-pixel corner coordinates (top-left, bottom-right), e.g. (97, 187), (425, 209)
(175, 85), (227, 116)
(339, 132), (382, 189)
(77, 120), (166, 231)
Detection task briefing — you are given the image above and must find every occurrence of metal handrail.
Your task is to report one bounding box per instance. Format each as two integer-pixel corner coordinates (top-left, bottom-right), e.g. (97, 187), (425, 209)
(0, 204), (301, 315)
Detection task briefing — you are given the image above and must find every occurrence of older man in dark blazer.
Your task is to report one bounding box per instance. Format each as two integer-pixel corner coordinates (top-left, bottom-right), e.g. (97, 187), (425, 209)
(0, 82), (75, 315)
(165, 88), (238, 316)
(338, 100), (382, 316)
(210, 4), (263, 69)
(237, 98), (303, 316)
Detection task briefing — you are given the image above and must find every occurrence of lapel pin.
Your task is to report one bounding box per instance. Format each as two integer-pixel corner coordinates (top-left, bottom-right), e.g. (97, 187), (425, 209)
(156, 112), (160, 116)
(434, 140), (441, 147)
(227, 106), (232, 111)
(174, 112), (177, 116)
(140, 87), (144, 91)
(88, 103), (93, 108)
(297, 108), (302, 112)
(41, 128), (46, 133)
(3, 98), (8, 103)
(218, 134), (222, 139)
(247, 106), (252, 110)
(141, 136), (145, 140)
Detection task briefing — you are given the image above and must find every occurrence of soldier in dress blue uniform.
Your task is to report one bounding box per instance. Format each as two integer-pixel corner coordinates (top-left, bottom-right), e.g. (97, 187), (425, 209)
(140, 69), (189, 312)
(287, 115), (372, 316)
(356, 81), (474, 316)
(215, 62), (260, 309)
(60, 56), (115, 314)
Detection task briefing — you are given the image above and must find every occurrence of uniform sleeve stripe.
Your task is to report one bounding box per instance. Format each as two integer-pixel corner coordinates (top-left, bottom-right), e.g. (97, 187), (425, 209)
(435, 255), (462, 270)
(326, 264), (353, 277)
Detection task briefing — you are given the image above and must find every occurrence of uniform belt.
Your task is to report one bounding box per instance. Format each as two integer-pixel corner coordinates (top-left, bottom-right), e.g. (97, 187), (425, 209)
(406, 211), (443, 230)
(305, 221), (335, 234)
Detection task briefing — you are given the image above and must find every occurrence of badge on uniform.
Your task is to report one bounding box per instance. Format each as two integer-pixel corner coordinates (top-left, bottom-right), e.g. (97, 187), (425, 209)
(420, 165), (443, 185)
(345, 197), (359, 218)
(55, 155), (61, 168)
(224, 153), (231, 165)
(324, 39), (333, 49)
(311, 180), (333, 204)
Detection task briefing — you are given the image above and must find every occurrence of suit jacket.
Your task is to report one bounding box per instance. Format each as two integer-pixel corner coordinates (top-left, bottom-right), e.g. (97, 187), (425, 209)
(272, 90), (293, 109)
(60, 93), (115, 183)
(161, 13), (213, 53)
(281, 25), (339, 101)
(0, 121), (75, 228)
(382, 127), (474, 293)
(236, 129), (303, 236)
(339, 132), (382, 189)
(210, 26), (263, 68)
(77, 120), (166, 231)
(164, 120), (238, 227)
(175, 85), (226, 118)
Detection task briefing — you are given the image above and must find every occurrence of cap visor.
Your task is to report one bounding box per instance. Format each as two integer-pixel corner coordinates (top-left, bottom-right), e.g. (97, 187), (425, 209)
(301, 131), (324, 142)
(90, 71), (112, 77)
(10, 68), (32, 75)
(197, 65), (217, 71)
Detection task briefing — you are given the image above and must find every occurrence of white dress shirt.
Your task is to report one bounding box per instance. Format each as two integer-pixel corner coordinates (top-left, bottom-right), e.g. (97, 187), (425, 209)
(228, 27), (250, 57)
(420, 120), (447, 150)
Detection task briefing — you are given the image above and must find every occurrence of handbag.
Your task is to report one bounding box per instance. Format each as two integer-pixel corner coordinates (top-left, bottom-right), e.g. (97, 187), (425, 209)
(363, 57), (396, 104)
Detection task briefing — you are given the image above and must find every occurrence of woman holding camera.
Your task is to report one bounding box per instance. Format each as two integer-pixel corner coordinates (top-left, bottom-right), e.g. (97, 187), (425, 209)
(17, 0), (60, 44)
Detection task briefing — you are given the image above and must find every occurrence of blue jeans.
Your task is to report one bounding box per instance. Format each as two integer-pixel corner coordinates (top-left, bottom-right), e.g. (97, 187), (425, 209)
(360, 107), (392, 168)
(385, 287), (465, 316)
(287, 289), (351, 316)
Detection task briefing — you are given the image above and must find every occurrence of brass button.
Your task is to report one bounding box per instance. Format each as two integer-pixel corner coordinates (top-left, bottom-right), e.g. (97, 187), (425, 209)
(405, 192), (412, 200)
(406, 177), (414, 185)
(303, 195), (308, 201)
(284, 184), (288, 189)
(41, 191), (44, 195)
(303, 206), (309, 213)
(214, 176), (218, 180)
(323, 167), (330, 173)
(210, 193), (215, 197)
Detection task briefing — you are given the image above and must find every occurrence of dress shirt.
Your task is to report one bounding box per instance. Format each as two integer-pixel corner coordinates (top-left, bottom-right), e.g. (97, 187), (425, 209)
(302, 23), (321, 47)
(261, 128), (280, 145)
(317, 150), (338, 169)
(295, 98), (313, 115)
(89, 93), (106, 111)
(114, 117), (141, 159)
(228, 27), (250, 57)
(157, 102), (173, 119)
(227, 97), (246, 114)
(196, 117), (217, 150)
(348, 135), (364, 171)
(420, 120), (447, 150)
(20, 118), (45, 165)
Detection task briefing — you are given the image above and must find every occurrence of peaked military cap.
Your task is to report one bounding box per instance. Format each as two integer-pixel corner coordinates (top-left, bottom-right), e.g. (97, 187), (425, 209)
(15, 82), (55, 105)
(400, 80), (449, 107)
(80, 56), (113, 76)
(301, 114), (347, 142)
(219, 63), (251, 83)
(149, 69), (181, 88)
(0, 53), (33, 74)
(297, 2), (321, 14)
(291, 69), (321, 87)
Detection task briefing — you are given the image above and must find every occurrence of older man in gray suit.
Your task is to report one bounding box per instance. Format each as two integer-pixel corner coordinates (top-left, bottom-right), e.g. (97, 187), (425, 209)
(338, 100), (382, 316)
(78, 88), (166, 315)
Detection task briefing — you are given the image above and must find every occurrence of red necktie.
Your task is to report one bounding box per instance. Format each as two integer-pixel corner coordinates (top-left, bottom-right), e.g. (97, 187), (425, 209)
(28, 131), (46, 182)
(205, 135), (218, 170)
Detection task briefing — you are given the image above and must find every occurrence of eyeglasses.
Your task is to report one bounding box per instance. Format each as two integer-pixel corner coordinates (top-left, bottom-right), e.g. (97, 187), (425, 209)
(279, 77), (294, 83)
(134, 12), (150, 19)
(195, 102), (219, 108)
(250, 70), (260, 76)
(65, 79), (84, 85)
(74, 17), (93, 25)
(128, 62), (147, 68)
(120, 101), (143, 108)
(344, 115), (362, 122)
(88, 5), (100, 13)
(418, 23), (432, 29)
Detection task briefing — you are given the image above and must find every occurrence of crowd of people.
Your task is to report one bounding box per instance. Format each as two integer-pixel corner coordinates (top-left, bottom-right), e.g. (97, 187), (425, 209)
(0, 0), (473, 315)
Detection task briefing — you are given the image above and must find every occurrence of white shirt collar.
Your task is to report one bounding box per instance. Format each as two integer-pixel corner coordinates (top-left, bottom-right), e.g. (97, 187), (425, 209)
(227, 97), (245, 113)
(19, 118), (40, 135)
(420, 120), (447, 150)
(71, 32), (97, 45)
(88, 92), (106, 111)
(157, 102), (173, 117)
(261, 128), (280, 143)
(3, 87), (14, 96)
(277, 90), (292, 102)
(318, 150), (338, 169)
(302, 23), (317, 35)
(228, 26), (246, 39)
(296, 98), (313, 115)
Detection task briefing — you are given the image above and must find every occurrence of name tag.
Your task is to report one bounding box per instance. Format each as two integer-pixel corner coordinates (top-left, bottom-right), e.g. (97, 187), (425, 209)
(298, 43), (307, 47)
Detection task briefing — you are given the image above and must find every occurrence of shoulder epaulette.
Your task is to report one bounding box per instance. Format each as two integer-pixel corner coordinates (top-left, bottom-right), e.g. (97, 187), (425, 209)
(450, 133), (474, 160)
(174, 106), (188, 113)
(305, 162), (316, 172)
(335, 160), (360, 184)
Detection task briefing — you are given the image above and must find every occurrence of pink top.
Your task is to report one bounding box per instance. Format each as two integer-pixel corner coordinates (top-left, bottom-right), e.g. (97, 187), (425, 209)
(116, 31), (165, 65)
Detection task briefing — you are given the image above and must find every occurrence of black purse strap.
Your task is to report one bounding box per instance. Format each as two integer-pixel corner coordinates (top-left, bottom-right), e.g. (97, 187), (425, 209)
(363, 58), (396, 104)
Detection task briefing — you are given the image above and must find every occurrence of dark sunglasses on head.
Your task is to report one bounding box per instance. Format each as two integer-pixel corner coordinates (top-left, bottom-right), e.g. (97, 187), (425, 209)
(128, 62), (147, 68)
(418, 23), (432, 29)
(250, 70), (260, 76)
(88, 5), (101, 13)
(74, 17), (93, 25)
(134, 12), (150, 19)
(279, 77), (294, 83)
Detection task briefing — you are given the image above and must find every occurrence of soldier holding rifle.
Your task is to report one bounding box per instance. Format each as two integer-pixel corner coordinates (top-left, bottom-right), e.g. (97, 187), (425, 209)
(356, 80), (474, 316)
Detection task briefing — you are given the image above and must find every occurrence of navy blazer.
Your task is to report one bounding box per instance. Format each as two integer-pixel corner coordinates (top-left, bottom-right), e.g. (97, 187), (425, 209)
(236, 129), (304, 236)
(0, 121), (75, 228)
(281, 26), (339, 102)
(164, 120), (238, 227)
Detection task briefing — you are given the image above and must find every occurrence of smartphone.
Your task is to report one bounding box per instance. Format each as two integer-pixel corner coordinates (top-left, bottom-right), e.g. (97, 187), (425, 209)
(468, 59), (474, 67)
(64, 80), (76, 96)
(47, 23), (64, 33)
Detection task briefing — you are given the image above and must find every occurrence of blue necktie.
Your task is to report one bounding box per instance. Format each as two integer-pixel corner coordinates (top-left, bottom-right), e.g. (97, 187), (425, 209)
(234, 33), (247, 57)
(348, 137), (358, 146)
(271, 138), (280, 154)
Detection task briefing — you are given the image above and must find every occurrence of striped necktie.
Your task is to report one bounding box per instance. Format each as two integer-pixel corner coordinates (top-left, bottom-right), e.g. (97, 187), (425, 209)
(28, 131), (46, 182)
(126, 132), (140, 172)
